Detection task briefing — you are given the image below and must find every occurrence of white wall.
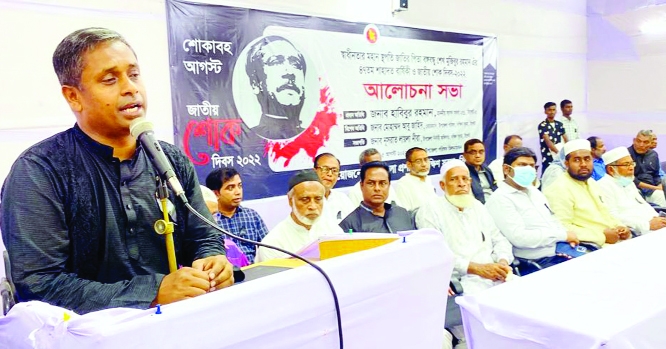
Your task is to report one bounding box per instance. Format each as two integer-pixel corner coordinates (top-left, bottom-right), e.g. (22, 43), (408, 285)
(587, 9), (666, 154)
(0, 0), (588, 230)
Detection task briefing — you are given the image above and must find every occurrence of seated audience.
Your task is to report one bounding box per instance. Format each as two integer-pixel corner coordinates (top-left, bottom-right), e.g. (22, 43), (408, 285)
(200, 185), (250, 267)
(416, 159), (514, 295)
(588, 136), (606, 181)
(463, 139), (497, 203)
(339, 161), (415, 234)
(485, 147), (578, 275)
(628, 130), (666, 206)
(394, 147), (438, 211)
(649, 134), (666, 179)
(543, 139), (631, 246)
(256, 170), (343, 262)
(347, 148), (400, 206)
(205, 168), (269, 264)
(540, 143), (565, 190)
(488, 135), (523, 181)
(596, 147), (666, 235)
(314, 153), (353, 223)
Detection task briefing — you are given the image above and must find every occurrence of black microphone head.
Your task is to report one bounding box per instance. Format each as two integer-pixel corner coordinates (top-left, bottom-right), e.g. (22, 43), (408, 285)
(129, 117), (154, 138)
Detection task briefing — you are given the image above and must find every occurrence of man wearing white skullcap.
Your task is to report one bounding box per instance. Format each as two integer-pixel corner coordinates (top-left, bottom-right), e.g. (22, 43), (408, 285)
(596, 147), (666, 235)
(416, 159), (514, 295)
(543, 140), (632, 246)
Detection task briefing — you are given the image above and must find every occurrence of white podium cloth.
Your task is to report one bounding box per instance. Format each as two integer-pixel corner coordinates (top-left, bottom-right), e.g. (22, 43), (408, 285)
(457, 232), (666, 349)
(1, 229), (452, 349)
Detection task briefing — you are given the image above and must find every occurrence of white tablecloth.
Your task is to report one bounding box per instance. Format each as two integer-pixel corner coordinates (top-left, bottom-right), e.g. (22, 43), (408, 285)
(1, 229), (453, 349)
(457, 232), (666, 349)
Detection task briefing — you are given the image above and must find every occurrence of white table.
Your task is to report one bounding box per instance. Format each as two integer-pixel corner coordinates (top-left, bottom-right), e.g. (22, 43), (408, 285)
(0, 229), (452, 349)
(457, 232), (666, 349)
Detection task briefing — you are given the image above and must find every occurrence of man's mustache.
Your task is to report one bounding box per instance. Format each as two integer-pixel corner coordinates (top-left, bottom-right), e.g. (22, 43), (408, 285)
(277, 83), (302, 94)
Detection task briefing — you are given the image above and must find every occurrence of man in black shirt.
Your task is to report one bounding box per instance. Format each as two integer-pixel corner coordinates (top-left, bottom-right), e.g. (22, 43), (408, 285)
(339, 162), (415, 234)
(628, 130), (666, 207)
(1, 28), (233, 314)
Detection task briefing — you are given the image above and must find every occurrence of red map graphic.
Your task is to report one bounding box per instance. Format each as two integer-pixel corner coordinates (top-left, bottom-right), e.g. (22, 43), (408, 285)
(264, 85), (338, 166)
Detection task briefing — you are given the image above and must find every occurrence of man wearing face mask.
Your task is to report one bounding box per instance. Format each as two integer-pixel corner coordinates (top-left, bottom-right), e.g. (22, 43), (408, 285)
(596, 147), (666, 235)
(255, 170), (343, 262)
(543, 140), (631, 247)
(416, 159), (514, 295)
(486, 148), (578, 274)
(394, 147), (438, 211)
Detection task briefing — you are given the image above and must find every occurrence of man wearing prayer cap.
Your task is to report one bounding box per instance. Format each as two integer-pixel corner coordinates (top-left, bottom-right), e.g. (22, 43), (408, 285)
(596, 147), (666, 235)
(255, 170), (343, 261)
(543, 140), (632, 246)
(416, 159), (514, 295)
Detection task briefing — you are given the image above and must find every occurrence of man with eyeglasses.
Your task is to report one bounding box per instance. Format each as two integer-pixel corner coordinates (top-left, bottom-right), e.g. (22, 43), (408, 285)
(628, 130), (666, 207)
(544, 139), (631, 247)
(339, 162), (414, 234)
(463, 139), (497, 203)
(394, 147), (438, 211)
(596, 147), (666, 235)
(313, 153), (353, 223)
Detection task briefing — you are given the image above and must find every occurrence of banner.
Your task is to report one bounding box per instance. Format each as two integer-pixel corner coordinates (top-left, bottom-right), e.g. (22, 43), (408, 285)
(166, 1), (497, 199)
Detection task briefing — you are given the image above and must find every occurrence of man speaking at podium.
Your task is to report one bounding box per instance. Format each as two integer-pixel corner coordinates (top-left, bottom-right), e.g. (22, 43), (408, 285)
(1, 28), (233, 314)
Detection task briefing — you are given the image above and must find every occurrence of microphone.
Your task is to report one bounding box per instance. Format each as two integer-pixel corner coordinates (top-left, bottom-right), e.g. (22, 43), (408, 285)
(130, 117), (188, 204)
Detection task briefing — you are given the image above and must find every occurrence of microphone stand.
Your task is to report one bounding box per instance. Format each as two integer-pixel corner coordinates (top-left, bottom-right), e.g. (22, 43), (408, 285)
(154, 178), (177, 272)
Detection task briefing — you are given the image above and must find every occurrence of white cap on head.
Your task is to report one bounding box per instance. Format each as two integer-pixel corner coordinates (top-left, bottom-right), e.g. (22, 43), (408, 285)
(563, 139), (591, 156)
(439, 159), (468, 181)
(602, 147), (631, 165)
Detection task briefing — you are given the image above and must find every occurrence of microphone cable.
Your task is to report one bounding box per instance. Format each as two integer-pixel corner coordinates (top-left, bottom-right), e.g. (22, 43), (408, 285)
(184, 203), (344, 349)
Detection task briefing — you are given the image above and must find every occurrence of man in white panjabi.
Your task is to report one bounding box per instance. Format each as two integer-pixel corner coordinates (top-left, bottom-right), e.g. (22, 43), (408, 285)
(597, 147), (666, 235)
(313, 153), (354, 223)
(347, 148), (400, 206)
(394, 147), (438, 211)
(256, 170), (343, 262)
(416, 159), (514, 295)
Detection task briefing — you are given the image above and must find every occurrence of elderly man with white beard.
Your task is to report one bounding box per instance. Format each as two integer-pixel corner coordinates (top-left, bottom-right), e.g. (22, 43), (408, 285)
(416, 159), (514, 296)
(596, 147), (666, 235)
(255, 170), (343, 262)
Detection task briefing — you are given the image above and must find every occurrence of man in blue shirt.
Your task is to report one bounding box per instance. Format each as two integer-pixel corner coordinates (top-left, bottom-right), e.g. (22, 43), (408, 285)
(588, 136), (607, 180)
(206, 168), (269, 264)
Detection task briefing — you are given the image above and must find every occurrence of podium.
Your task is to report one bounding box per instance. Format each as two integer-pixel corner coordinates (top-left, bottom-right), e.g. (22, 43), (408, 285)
(0, 229), (453, 349)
